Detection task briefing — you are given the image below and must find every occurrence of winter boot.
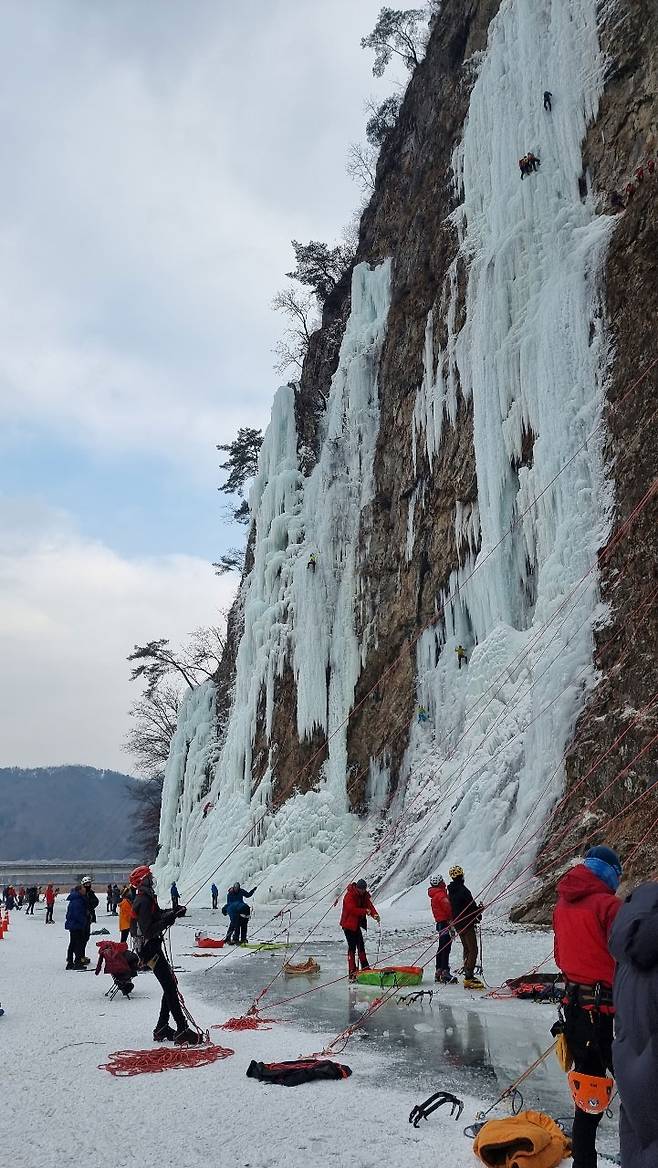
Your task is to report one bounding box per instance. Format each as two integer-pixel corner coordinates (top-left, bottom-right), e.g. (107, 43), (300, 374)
(464, 976), (485, 990)
(173, 1027), (204, 1045)
(65, 962), (74, 970)
(153, 1024), (177, 1042)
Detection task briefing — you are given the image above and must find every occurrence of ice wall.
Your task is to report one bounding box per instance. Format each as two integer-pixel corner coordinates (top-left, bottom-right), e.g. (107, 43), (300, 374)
(381, 0), (614, 905)
(156, 261), (392, 899)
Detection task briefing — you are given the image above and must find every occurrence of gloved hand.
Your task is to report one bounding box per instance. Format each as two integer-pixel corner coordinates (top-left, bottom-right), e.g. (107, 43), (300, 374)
(175, 905), (187, 917)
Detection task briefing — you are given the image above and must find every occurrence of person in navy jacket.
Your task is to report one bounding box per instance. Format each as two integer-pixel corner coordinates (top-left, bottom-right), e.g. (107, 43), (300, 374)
(64, 886), (89, 970)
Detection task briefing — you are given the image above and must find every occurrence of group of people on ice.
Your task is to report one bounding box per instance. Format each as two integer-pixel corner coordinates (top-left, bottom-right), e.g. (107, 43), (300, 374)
(339, 866), (483, 988)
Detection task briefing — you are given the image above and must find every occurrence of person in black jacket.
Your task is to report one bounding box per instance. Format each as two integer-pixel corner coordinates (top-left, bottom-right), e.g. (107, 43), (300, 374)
(80, 876), (98, 965)
(447, 866), (483, 988)
(609, 882), (658, 1168)
(131, 865), (201, 1044)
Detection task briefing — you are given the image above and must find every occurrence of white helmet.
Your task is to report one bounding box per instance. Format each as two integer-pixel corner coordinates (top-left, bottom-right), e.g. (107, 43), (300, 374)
(81, 876), (92, 886)
(430, 874), (444, 887)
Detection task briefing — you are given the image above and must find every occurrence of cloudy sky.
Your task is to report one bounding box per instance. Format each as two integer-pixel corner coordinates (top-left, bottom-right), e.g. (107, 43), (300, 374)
(0, 0), (413, 770)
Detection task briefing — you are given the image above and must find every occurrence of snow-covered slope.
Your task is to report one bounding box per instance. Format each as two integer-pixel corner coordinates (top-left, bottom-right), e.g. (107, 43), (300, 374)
(157, 0), (617, 909)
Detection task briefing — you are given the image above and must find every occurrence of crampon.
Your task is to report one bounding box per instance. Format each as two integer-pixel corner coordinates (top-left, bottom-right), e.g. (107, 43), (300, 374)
(409, 1091), (464, 1127)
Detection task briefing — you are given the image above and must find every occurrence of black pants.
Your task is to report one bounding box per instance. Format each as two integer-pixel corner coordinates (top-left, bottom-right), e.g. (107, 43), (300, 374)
(226, 916), (248, 944)
(27, 902), (35, 914)
(565, 1004), (614, 1168)
(343, 927), (369, 973)
(45, 904), (53, 923)
(120, 928), (130, 943)
(435, 922), (452, 972)
(66, 929), (86, 965)
(212, 895), (218, 909)
(141, 938), (186, 1032)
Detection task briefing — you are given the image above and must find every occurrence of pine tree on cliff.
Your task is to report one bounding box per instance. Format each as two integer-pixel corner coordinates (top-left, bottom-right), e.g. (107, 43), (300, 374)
(217, 426), (263, 525)
(361, 7), (427, 77)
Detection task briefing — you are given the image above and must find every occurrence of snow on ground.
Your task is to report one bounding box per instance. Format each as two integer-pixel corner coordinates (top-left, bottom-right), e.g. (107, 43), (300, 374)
(2, 899), (618, 1167)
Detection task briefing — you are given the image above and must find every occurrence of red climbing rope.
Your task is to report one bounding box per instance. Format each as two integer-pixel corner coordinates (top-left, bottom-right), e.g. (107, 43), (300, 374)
(98, 1042), (234, 1077)
(215, 1014), (280, 1031)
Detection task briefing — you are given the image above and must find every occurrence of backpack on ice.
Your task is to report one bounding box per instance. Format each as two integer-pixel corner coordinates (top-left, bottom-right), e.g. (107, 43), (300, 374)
(473, 1110), (571, 1167)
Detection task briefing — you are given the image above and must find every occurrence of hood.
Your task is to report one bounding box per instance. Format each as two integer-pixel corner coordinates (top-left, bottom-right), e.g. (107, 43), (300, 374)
(67, 889), (83, 902)
(609, 882), (658, 971)
(556, 863), (615, 903)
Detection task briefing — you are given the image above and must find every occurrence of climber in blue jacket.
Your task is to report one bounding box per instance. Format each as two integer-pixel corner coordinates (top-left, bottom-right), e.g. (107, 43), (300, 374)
(64, 886), (89, 970)
(222, 895), (251, 945)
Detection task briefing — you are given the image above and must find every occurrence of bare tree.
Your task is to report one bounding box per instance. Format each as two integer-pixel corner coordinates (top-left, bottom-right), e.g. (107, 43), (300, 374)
(127, 627), (225, 699)
(271, 287), (318, 375)
(346, 141), (378, 194)
(213, 547), (245, 577)
(124, 684), (181, 780)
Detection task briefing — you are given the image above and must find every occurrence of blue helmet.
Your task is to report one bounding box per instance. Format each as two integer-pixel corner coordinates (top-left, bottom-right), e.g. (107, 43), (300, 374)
(585, 845), (622, 876)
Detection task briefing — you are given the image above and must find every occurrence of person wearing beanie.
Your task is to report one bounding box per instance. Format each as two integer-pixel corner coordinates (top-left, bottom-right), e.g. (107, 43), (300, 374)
(339, 879), (380, 981)
(553, 845), (622, 1168)
(428, 875), (456, 984)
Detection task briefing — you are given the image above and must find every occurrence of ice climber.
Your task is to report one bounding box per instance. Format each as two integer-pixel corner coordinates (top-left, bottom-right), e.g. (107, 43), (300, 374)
(211, 882), (218, 910)
(131, 864), (201, 1044)
(428, 875), (456, 984)
(340, 879), (380, 981)
(447, 866), (483, 989)
(65, 884), (89, 970)
(543, 90), (552, 111)
(455, 645), (467, 669)
(609, 881), (658, 1167)
(553, 844), (622, 1168)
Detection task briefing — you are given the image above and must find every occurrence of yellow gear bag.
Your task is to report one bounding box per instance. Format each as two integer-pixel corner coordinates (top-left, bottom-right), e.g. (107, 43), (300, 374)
(473, 1109), (571, 1168)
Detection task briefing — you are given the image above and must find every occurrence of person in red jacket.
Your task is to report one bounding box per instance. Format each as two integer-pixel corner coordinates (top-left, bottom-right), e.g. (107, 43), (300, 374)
(428, 875), (456, 984)
(44, 884), (56, 924)
(553, 845), (622, 1168)
(340, 880), (379, 981)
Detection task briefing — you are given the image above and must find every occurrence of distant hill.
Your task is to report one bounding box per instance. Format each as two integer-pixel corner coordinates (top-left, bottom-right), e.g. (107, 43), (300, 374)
(0, 766), (142, 860)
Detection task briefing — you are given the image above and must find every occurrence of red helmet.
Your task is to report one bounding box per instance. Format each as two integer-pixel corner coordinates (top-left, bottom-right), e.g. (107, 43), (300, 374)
(129, 865), (151, 888)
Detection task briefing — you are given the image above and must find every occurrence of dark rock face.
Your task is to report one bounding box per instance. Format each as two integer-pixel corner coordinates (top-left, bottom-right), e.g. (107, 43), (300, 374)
(211, 0), (656, 904)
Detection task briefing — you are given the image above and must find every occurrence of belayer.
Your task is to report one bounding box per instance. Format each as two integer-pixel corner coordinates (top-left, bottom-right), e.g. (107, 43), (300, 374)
(553, 845), (622, 1168)
(447, 866), (483, 989)
(131, 865), (201, 1044)
(340, 879), (380, 981)
(428, 875), (456, 984)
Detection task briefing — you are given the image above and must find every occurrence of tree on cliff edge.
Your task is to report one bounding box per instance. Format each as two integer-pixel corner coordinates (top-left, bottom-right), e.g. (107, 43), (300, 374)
(361, 7), (427, 76)
(217, 426), (263, 525)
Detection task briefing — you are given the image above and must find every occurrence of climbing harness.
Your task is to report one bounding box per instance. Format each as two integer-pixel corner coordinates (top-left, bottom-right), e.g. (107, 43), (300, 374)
(409, 1091), (464, 1127)
(567, 1071), (614, 1115)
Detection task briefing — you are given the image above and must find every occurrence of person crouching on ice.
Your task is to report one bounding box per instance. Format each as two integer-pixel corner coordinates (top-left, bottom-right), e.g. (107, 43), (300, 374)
(428, 875), (456, 983)
(131, 865), (201, 1045)
(340, 879), (380, 981)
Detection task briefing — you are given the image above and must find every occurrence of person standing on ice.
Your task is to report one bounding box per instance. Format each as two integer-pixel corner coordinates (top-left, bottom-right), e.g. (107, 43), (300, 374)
(447, 866), (483, 989)
(118, 886), (134, 942)
(543, 90), (552, 111)
(340, 879), (380, 982)
(608, 881), (658, 1167)
(106, 883), (113, 913)
(44, 884), (55, 923)
(64, 884), (89, 970)
(80, 876), (98, 964)
(170, 880), (180, 910)
(428, 875), (456, 984)
(211, 883), (218, 910)
(131, 865), (202, 1044)
(553, 845), (622, 1168)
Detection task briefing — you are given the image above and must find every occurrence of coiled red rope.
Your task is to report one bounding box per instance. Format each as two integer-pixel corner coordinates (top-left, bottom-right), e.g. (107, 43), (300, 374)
(99, 1042), (234, 1077)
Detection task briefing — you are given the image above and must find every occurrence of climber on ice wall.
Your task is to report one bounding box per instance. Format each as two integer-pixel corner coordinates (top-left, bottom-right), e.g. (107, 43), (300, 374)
(543, 90), (552, 111)
(455, 645), (468, 669)
(340, 879), (380, 982)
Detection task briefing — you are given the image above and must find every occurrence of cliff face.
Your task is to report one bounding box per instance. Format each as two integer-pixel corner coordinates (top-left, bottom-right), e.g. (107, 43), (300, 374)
(156, 0), (657, 914)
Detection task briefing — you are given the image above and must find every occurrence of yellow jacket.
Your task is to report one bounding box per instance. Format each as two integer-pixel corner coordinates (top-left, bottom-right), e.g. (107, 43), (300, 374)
(118, 897), (134, 932)
(474, 1110), (570, 1168)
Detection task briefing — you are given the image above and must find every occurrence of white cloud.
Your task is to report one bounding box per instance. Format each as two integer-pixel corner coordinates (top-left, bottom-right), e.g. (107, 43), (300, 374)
(0, 499), (236, 770)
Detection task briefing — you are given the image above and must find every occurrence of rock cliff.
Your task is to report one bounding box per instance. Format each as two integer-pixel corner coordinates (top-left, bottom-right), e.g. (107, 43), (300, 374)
(156, 0), (657, 918)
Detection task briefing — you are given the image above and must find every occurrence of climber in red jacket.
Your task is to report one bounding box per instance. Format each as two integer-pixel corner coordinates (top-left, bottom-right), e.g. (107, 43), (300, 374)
(428, 875), (455, 984)
(340, 880), (379, 981)
(553, 845), (623, 1168)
